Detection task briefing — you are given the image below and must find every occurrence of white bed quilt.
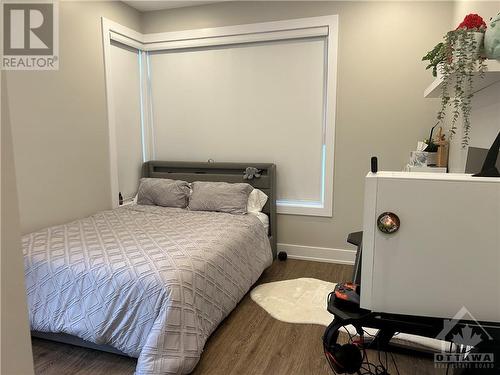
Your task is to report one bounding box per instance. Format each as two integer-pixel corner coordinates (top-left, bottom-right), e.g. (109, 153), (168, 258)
(23, 205), (273, 374)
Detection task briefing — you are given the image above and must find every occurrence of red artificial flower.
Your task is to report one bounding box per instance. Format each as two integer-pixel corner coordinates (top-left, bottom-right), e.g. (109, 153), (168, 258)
(456, 13), (487, 31)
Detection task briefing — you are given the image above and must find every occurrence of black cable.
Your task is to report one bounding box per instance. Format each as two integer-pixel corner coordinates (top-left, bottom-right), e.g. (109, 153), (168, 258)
(389, 351), (400, 375)
(343, 326), (355, 342)
(324, 347), (340, 375)
(353, 329), (378, 375)
(362, 328), (378, 338)
(363, 328), (402, 375)
(358, 329), (390, 375)
(325, 326), (401, 375)
(360, 331), (373, 374)
(324, 324), (357, 375)
(385, 350), (389, 373)
(376, 329), (384, 370)
(445, 341), (453, 375)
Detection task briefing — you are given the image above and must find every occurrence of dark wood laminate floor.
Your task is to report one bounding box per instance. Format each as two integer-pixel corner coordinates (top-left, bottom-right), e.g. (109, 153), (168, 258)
(32, 260), (442, 374)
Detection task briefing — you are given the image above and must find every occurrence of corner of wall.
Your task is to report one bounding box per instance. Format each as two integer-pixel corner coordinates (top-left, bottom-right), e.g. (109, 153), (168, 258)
(1, 72), (35, 375)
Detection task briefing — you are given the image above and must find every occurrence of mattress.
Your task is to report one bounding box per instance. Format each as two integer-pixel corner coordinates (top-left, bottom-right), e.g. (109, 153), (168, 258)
(23, 205), (273, 374)
(250, 211), (269, 234)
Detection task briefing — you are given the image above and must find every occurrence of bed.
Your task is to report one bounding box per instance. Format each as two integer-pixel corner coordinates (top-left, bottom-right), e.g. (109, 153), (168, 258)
(26, 161), (276, 374)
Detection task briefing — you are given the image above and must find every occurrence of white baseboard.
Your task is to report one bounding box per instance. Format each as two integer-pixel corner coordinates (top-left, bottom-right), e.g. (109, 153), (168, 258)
(277, 243), (356, 265)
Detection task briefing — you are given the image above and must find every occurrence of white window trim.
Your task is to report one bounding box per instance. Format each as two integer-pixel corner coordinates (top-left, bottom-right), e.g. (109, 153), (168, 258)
(102, 15), (338, 217)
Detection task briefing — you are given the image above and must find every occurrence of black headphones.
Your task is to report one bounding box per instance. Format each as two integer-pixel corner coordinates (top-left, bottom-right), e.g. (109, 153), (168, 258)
(323, 320), (364, 374)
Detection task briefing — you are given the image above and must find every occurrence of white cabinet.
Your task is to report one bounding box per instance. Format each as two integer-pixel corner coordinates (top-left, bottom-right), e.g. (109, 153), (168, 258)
(361, 172), (500, 322)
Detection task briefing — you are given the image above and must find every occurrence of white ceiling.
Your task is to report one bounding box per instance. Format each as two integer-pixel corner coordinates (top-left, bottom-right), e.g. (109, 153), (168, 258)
(123, 1), (222, 12)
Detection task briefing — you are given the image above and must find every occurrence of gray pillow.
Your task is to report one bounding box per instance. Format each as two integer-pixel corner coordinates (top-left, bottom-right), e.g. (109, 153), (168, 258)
(188, 181), (253, 215)
(137, 178), (190, 208)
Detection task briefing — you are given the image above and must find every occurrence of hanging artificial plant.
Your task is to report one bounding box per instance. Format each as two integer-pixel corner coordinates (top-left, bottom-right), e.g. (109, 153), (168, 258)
(423, 14), (487, 147)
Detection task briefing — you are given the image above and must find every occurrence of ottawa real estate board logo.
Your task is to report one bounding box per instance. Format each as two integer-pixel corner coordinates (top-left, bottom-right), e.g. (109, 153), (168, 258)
(435, 307), (494, 370)
(2, 1), (59, 70)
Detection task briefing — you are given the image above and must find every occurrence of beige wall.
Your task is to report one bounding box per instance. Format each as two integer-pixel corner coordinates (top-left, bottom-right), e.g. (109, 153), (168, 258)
(7, 1), (141, 234)
(7, 1), (461, 251)
(453, 1), (500, 25)
(142, 1), (452, 250)
(2, 3), (140, 369)
(1, 73), (34, 375)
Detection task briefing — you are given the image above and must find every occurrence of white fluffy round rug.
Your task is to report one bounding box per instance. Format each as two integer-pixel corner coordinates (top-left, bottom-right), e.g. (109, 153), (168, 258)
(250, 277), (449, 351)
(250, 277), (336, 326)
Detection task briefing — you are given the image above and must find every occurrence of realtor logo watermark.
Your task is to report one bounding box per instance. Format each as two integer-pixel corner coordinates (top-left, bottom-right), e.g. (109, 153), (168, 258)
(2, 1), (58, 70)
(434, 307), (495, 370)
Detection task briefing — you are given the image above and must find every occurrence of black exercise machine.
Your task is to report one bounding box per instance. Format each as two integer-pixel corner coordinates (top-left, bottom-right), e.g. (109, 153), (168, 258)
(323, 231), (500, 375)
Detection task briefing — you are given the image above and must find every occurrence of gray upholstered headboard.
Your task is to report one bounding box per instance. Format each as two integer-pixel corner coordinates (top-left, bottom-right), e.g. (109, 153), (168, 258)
(141, 161), (277, 258)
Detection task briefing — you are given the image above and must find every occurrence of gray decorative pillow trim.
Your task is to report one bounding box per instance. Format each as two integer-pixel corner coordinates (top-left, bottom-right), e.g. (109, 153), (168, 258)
(137, 178), (191, 208)
(188, 181), (253, 215)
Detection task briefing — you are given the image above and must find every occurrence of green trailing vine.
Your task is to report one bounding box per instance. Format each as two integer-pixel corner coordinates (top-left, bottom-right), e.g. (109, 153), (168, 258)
(423, 14), (487, 147)
(422, 42), (445, 78)
(438, 29), (486, 147)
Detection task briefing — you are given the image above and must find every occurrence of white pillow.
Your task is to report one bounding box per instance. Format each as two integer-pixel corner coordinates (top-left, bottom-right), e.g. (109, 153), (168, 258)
(247, 188), (268, 213)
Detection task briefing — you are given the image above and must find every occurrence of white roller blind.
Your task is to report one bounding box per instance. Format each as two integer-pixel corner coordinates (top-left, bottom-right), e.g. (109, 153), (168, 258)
(110, 41), (143, 200)
(148, 38), (326, 203)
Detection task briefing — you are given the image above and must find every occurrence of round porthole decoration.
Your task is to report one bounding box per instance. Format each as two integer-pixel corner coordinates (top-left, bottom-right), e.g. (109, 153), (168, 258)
(377, 212), (400, 234)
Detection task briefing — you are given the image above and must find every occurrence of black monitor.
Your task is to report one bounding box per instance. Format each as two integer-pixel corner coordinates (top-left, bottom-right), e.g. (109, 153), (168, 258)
(466, 132), (500, 176)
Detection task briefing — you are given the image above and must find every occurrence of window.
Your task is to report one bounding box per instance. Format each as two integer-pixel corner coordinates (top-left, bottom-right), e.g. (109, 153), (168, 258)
(103, 16), (338, 216)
